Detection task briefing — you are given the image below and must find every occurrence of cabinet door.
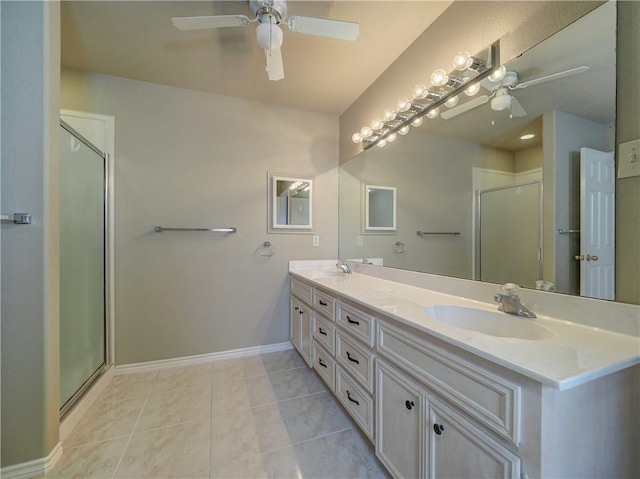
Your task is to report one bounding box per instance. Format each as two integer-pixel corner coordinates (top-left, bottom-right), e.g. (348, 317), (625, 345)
(427, 398), (521, 479)
(300, 304), (312, 366)
(376, 359), (425, 479)
(290, 298), (303, 352)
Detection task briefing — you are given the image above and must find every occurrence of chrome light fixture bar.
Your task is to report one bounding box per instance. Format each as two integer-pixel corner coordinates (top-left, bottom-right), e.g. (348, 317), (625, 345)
(353, 42), (499, 150)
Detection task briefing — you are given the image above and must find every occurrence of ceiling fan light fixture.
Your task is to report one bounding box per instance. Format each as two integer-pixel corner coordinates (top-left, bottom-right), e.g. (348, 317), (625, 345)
(256, 20), (283, 50)
(491, 92), (512, 111)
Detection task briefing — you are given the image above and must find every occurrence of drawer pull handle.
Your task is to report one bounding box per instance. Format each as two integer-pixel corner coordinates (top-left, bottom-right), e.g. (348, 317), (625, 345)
(346, 351), (360, 364)
(319, 300), (328, 306)
(346, 390), (360, 406)
(346, 316), (360, 325)
(318, 328), (327, 336)
(318, 358), (327, 368)
(433, 424), (445, 436)
(405, 400), (415, 410)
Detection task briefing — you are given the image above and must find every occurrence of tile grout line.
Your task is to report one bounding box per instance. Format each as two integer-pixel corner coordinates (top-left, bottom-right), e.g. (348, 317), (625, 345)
(109, 371), (159, 479)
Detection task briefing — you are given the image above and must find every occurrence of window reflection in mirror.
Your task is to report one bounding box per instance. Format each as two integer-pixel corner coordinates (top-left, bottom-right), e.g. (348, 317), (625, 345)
(271, 175), (313, 230)
(365, 185), (396, 231)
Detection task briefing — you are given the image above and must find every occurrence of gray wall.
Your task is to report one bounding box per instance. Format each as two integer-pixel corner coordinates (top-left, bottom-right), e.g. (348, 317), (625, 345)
(60, 70), (339, 365)
(339, 131), (513, 278)
(1, 1), (60, 468)
(616, 0), (640, 304)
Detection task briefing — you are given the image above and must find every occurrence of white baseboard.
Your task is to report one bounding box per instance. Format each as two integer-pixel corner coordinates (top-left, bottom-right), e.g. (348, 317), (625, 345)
(0, 441), (63, 479)
(115, 341), (293, 375)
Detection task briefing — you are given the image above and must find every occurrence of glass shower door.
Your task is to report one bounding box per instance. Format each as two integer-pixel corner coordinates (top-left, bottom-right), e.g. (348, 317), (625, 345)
(59, 123), (106, 412)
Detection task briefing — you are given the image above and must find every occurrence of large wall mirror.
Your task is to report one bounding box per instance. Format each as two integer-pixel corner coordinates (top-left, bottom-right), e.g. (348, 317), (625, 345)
(270, 175), (313, 231)
(339, 2), (638, 304)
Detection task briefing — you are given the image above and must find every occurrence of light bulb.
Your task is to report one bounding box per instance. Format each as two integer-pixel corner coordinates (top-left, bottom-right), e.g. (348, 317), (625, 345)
(444, 95), (459, 108)
(430, 69), (449, 87)
(398, 125), (410, 135)
(413, 84), (428, 100)
(397, 98), (411, 112)
(453, 51), (473, 71)
(387, 133), (397, 142)
(361, 126), (373, 138)
(411, 117), (424, 127)
(426, 107), (440, 119)
(377, 139), (387, 148)
(383, 109), (397, 121)
(352, 132), (363, 144)
(464, 82), (481, 96)
(488, 65), (507, 83)
(371, 118), (384, 131)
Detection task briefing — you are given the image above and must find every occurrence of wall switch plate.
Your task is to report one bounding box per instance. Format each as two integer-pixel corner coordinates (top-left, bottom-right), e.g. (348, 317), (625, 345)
(357, 235), (364, 246)
(618, 139), (640, 178)
(312, 235), (320, 247)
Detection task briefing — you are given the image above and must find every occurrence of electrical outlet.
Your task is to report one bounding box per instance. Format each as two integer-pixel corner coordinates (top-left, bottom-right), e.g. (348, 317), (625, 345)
(357, 235), (364, 247)
(312, 235), (320, 247)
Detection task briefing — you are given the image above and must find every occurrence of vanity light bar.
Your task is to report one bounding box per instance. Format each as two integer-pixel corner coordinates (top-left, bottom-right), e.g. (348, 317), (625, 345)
(354, 42), (498, 150)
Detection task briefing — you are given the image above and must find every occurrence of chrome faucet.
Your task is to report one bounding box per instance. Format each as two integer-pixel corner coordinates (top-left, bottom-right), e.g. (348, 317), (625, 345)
(336, 259), (352, 274)
(493, 283), (536, 318)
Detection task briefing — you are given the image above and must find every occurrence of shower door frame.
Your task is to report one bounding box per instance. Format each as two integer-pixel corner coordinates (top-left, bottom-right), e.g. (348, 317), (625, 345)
(474, 181), (544, 287)
(59, 118), (113, 417)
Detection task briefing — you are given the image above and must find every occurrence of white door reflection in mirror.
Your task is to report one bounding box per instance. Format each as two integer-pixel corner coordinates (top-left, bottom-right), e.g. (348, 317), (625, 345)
(271, 175), (313, 230)
(366, 185), (396, 231)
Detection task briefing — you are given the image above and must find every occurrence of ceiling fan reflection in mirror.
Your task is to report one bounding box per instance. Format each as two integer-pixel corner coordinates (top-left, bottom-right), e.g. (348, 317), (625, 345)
(171, 0), (360, 81)
(441, 65), (590, 120)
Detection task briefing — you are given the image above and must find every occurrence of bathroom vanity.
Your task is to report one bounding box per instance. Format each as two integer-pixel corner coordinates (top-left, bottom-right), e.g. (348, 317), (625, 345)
(289, 261), (639, 479)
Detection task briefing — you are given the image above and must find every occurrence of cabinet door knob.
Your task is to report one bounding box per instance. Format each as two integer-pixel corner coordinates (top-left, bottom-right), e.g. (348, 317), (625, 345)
(346, 351), (360, 364)
(433, 423), (445, 435)
(405, 400), (415, 410)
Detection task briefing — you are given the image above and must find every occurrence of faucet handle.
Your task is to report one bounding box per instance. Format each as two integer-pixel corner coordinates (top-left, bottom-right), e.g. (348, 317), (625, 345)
(501, 283), (520, 297)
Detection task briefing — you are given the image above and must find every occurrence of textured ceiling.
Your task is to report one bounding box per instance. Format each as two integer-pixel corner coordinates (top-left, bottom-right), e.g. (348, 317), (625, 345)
(61, 1), (453, 115)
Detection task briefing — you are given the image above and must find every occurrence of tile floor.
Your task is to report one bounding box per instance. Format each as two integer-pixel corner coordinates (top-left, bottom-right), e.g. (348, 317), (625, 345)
(47, 349), (389, 478)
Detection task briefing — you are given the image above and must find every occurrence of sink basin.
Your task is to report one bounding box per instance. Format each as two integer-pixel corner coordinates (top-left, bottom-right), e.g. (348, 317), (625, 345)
(425, 305), (555, 340)
(306, 270), (348, 279)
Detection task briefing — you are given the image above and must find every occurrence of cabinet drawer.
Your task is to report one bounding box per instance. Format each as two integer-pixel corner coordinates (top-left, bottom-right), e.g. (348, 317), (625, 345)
(312, 289), (336, 320)
(313, 341), (335, 391)
(313, 313), (335, 355)
(377, 320), (521, 445)
(291, 278), (312, 304)
(337, 301), (375, 347)
(336, 331), (375, 393)
(335, 366), (374, 441)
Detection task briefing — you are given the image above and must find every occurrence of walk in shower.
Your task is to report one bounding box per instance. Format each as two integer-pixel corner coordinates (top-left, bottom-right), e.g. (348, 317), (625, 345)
(59, 121), (107, 416)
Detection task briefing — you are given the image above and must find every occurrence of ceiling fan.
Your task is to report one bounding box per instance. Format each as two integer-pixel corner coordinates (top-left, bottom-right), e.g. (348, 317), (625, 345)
(171, 0), (360, 81)
(441, 66), (590, 120)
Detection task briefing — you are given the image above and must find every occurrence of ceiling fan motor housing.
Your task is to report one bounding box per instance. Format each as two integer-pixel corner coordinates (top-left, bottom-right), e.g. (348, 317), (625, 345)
(251, 0), (287, 23)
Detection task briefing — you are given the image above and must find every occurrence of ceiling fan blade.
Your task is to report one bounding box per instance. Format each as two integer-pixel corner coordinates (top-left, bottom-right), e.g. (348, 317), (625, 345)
(171, 15), (251, 31)
(441, 95), (490, 120)
(287, 16), (359, 41)
(510, 96), (527, 117)
(265, 47), (284, 81)
(512, 66), (590, 90)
